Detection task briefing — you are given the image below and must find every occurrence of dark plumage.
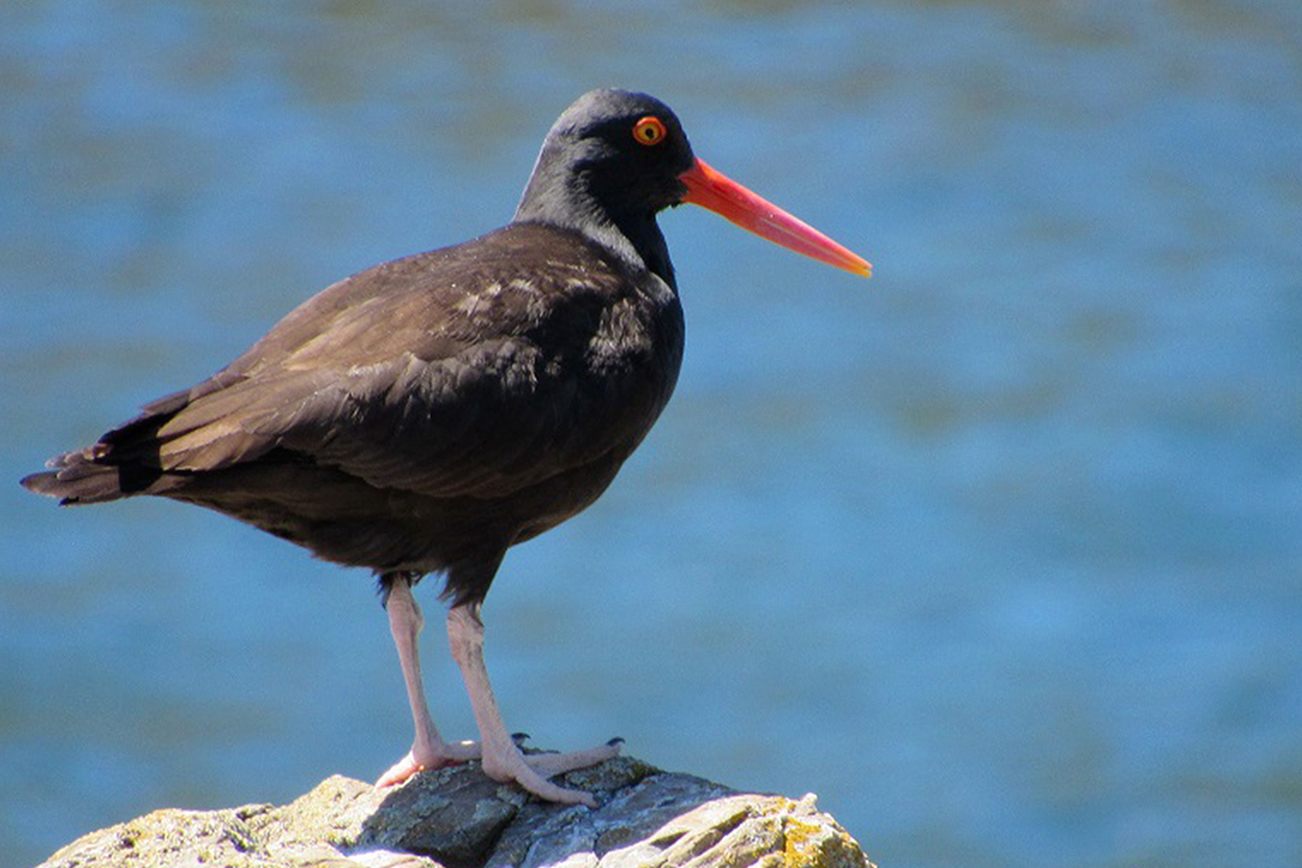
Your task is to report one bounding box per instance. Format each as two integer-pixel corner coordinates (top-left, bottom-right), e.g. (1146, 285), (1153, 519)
(27, 222), (683, 607)
(23, 88), (869, 804)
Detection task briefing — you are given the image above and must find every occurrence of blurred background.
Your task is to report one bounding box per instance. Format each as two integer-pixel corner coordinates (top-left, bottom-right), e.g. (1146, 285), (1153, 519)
(2, 2), (1299, 866)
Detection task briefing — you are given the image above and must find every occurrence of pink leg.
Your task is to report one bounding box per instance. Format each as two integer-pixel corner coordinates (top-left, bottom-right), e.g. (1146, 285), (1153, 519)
(447, 604), (620, 807)
(375, 577), (480, 787)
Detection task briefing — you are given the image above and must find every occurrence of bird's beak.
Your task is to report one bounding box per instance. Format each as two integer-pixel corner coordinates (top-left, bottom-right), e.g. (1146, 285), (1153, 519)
(678, 158), (872, 278)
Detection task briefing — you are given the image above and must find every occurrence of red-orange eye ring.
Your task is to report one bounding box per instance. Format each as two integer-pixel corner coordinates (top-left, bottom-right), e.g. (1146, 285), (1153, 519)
(632, 115), (667, 147)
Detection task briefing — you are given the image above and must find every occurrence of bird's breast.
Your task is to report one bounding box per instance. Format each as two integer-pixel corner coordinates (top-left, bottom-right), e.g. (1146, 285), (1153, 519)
(581, 275), (683, 425)
(497, 279), (682, 544)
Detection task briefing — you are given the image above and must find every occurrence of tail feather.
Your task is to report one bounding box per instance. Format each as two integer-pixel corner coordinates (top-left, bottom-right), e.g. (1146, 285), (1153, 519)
(22, 388), (193, 505)
(20, 454), (141, 505)
(25, 364), (307, 507)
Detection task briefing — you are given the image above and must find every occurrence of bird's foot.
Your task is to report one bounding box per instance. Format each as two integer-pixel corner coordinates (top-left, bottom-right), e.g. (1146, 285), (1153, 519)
(482, 737), (623, 807)
(375, 737), (481, 787)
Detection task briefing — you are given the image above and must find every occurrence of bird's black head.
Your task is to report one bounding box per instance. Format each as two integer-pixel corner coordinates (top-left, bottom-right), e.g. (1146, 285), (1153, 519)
(512, 89), (872, 287)
(514, 89), (696, 286)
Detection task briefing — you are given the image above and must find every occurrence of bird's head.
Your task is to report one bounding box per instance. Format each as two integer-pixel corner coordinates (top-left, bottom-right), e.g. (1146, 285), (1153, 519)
(515, 89), (870, 281)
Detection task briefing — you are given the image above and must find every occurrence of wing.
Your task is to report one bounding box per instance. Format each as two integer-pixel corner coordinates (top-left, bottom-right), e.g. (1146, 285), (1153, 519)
(59, 223), (671, 501)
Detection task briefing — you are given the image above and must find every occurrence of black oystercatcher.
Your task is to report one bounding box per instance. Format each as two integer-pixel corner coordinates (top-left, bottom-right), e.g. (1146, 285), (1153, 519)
(22, 89), (870, 806)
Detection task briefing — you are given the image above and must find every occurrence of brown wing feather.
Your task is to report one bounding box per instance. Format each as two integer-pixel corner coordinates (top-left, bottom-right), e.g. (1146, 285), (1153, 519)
(26, 223), (664, 505)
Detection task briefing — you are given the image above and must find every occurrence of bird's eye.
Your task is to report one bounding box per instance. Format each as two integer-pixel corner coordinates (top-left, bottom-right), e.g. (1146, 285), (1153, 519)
(632, 116), (667, 147)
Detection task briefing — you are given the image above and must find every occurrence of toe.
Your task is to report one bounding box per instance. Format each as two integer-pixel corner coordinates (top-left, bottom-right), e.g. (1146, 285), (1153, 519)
(523, 741), (621, 777)
(375, 751), (422, 788)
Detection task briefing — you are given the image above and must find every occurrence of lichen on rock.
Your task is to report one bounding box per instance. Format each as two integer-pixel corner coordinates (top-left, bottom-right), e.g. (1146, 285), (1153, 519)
(39, 754), (873, 868)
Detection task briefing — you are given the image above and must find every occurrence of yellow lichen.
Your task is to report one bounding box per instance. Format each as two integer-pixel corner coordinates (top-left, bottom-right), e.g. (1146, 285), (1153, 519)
(781, 815), (869, 868)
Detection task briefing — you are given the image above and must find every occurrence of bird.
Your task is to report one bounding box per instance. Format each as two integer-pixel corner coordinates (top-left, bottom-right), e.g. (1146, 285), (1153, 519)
(22, 88), (871, 807)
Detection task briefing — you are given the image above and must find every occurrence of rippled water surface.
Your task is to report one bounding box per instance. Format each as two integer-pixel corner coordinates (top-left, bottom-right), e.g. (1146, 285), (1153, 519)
(3, 3), (1300, 866)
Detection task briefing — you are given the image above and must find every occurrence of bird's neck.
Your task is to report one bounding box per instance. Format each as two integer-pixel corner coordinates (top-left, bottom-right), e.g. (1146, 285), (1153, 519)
(602, 207), (676, 290)
(513, 161), (677, 290)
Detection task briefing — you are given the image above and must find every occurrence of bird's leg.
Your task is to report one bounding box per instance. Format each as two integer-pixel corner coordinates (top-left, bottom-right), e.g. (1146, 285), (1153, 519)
(375, 575), (480, 787)
(447, 603), (621, 807)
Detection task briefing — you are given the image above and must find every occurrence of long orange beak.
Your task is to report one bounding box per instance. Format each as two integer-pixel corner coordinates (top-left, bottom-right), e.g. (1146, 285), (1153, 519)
(679, 158), (871, 278)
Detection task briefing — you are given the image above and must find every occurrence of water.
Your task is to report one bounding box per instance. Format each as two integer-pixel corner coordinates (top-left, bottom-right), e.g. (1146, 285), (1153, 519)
(2, 2), (1300, 866)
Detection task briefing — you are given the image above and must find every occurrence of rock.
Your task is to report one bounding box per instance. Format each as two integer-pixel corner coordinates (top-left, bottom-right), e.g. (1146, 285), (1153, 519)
(38, 754), (874, 868)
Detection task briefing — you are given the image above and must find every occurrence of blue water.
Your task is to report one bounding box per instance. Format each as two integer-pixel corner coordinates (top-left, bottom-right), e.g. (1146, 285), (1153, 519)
(3, 3), (1300, 866)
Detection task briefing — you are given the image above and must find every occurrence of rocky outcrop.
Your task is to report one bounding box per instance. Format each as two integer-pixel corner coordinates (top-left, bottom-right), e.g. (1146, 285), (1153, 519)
(38, 754), (873, 867)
